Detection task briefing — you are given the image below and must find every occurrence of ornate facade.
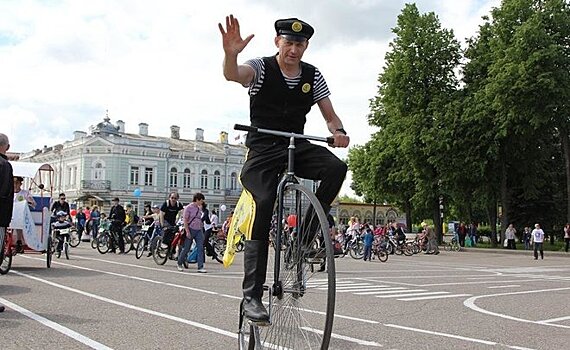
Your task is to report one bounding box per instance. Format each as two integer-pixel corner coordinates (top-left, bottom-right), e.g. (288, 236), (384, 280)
(18, 116), (246, 218)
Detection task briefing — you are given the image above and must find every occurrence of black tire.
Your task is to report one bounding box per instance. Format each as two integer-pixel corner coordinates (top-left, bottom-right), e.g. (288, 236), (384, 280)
(236, 239), (244, 252)
(69, 229), (80, 247)
(214, 238), (226, 256)
(123, 233), (133, 253)
(152, 237), (168, 265)
(403, 244), (413, 256)
(91, 237), (98, 249)
(64, 242), (70, 260)
(46, 236), (53, 268)
(97, 232), (111, 254)
(377, 249), (389, 262)
(349, 241), (364, 259)
(250, 183), (334, 350)
(135, 237), (147, 259)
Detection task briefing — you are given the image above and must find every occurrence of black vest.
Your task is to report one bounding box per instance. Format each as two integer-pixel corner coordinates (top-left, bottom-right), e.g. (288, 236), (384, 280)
(246, 55), (315, 147)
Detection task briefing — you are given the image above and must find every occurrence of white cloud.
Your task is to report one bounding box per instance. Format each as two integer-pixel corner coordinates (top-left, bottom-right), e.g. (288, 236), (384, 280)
(0, 0), (500, 196)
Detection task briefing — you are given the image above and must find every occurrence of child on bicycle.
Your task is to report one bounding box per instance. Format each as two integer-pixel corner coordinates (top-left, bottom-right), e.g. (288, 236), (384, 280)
(53, 210), (72, 256)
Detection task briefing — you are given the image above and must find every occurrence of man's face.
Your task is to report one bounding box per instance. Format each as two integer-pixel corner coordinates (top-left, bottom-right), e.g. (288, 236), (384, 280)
(112, 200), (119, 206)
(275, 36), (308, 65)
(59, 196), (66, 203)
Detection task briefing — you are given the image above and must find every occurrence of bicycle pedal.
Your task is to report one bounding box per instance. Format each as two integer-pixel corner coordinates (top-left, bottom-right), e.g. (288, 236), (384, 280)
(247, 319), (271, 327)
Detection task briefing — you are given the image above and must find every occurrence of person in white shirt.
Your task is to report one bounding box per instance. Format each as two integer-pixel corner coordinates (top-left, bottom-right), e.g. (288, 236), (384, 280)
(13, 176), (37, 252)
(531, 223), (545, 260)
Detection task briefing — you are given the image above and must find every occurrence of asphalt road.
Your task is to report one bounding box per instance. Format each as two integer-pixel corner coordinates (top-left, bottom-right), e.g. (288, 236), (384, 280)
(1, 244), (569, 350)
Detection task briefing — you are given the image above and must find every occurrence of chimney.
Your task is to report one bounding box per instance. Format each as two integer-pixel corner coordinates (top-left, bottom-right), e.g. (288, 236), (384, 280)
(73, 130), (87, 140)
(116, 120), (125, 133)
(219, 131), (228, 144)
(195, 128), (204, 141)
(170, 125), (180, 139)
(139, 123), (149, 136)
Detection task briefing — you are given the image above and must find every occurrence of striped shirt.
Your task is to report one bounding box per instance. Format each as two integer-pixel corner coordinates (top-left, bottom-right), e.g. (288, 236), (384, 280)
(244, 58), (331, 104)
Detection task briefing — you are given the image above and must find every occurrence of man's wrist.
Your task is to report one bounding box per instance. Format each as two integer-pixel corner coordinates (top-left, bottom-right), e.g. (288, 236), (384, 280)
(334, 128), (347, 135)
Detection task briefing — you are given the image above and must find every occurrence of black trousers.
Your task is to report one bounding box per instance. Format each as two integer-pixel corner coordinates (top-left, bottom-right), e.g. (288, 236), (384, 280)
(240, 141), (347, 241)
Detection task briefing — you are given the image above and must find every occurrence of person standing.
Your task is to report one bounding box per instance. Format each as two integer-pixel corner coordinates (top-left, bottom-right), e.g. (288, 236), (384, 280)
(90, 206), (101, 240)
(523, 226), (532, 250)
(0, 133), (14, 313)
(505, 224), (517, 249)
(422, 222), (439, 255)
(218, 15), (349, 325)
(458, 222), (467, 247)
(469, 222), (478, 246)
(75, 207), (86, 241)
(564, 223), (570, 253)
(531, 223), (545, 260)
(201, 202), (214, 257)
(160, 191), (184, 247)
(178, 193), (207, 273)
(362, 226), (374, 262)
(109, 197), (126, 254)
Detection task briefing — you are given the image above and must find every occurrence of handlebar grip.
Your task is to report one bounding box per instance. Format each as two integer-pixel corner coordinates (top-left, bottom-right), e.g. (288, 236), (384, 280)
(234, 124), (258, 132)
(326, 137), (335, 145)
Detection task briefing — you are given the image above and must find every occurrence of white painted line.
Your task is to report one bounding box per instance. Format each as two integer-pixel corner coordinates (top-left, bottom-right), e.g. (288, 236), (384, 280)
(354, 287), (408, 295)
(332, 284), (374, 290)
(464, 287), (570, 329)
(384, 323), (497, 346)
(300, 327), (382, 347)
(398, 294), (472, 301)
(377, 291), (446, 299)
(537, 315), (570, 324)
(374, 289), (427, 298)
(21, 256), (379, 326)
(487, 285), (520, 289)
(417, 279), (539, 287)
(337, 287), (395, 293)
(0, 297), (113, 350)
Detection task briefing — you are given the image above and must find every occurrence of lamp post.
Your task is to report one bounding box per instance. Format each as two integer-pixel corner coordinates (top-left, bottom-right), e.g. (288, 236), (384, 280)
(439, 195), (444, 243)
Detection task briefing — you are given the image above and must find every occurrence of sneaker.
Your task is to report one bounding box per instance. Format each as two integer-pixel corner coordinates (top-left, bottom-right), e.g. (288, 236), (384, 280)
(434, 251), (440, 255)
(197, 268), (207, 273)
(177, 265), (184, 272)
(146, 252), (153, 257)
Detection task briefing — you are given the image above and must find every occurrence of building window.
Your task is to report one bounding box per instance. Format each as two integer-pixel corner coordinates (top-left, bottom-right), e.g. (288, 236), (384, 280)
(144, 167), (154, 186)
(200, 169), (208, 189)
(93, 162), (105, 180)
(130, 166), (139, 185)
(183, 168), (191, 188)
(213, 170), (221, 190)
(169, 167), (178, 188)
(230, 172), (237, 190)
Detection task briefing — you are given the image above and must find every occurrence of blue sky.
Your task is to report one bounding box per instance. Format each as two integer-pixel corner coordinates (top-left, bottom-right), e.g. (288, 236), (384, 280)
(0, 0), (500, 195)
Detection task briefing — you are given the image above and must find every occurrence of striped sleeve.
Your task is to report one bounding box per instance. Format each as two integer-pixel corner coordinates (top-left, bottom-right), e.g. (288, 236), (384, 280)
(244, 58), (265, 94)
(313, 68), (331, 104)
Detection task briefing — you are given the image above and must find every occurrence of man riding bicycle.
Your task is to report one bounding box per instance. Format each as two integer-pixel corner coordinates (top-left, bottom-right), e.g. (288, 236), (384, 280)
(219, 15), (350, 325)
(109, 197), (126, 254)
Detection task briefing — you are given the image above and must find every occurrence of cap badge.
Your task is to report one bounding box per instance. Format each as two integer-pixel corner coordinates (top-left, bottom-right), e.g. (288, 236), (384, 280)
(302, 83), (311, 93)
(292, 21), (303, 32)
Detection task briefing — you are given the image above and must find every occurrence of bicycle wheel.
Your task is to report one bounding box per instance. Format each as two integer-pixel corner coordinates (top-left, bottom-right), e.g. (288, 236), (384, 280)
(0, 233), (11, 275)
(46, 236), (53, 268)
(135, 237), (147, 259)
(91, 237), (98, 249)
(240, 183), (335, 350)
(69, 230), (80, 247)
(97, 232), (110, 254)
(377, 249), (388, 262)
(349, 241), (364, 259)
(443, 242), (451, 251)
(152, 237), (168, 265)
(452, 243), (461, 252)
(215, 238), (226, 256)
(123, 233), (133, 253)
(64, 242), (70, 260)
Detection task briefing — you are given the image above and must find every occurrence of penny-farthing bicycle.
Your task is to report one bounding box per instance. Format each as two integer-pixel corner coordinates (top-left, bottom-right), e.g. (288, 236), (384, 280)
(235, 124), (336, 350)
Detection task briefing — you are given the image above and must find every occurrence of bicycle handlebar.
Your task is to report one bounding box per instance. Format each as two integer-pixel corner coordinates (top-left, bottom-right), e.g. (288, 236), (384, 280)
(234, 124), (334, 145)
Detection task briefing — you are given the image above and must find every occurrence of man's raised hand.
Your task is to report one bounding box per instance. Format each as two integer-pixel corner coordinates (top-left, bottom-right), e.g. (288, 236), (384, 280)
(218, 14), (254, 56)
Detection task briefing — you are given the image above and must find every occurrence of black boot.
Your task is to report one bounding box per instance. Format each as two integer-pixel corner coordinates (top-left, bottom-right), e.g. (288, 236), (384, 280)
(242, 240), (270, 325)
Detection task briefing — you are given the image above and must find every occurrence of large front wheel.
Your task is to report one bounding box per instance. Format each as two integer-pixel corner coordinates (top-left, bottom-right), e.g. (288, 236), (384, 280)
(240, 183), (335, 349)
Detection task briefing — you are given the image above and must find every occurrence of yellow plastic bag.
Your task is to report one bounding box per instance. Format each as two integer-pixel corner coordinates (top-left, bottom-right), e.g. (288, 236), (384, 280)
(223, 189), (255, 268)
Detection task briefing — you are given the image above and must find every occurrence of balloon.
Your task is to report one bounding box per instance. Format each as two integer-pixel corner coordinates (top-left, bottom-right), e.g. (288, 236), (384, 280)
(133, 188), (142, 197)
(220, 204), (227, 212)
(70, 209), (77, 216)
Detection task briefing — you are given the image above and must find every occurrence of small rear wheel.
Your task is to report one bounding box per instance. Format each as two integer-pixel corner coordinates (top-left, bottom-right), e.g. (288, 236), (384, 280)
(0, 235), (12, 274)
(46, 236), (53, 268)
(152, 237), (168, 265)
(97, 232), (110, 254)
(377, 249), (388, 262)
(135, 237), (147, 259)
(69, 229), (80, 247)
(64, 242), (70, 260)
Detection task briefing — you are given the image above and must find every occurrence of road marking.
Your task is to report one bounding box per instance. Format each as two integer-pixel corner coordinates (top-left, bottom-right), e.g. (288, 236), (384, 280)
(336, 287), (396, 293)
(333, 283), (373, 289)
(464, 287), (570, 329)
(487, 285), (520, 289)
(536, 315), (570, 324)
(20, 256), (379, 325)
(376, 291), (445, 298)
(11, 270), (379, 347)
(371, 289), (426, 297)
(384, 323), (536, 349)
(300, 327), (383, 347)
(354, 287), (408, 295)
(416, 279), (539, 287)
(398, 294), (471, 301)
(0, 297), (113, 350)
